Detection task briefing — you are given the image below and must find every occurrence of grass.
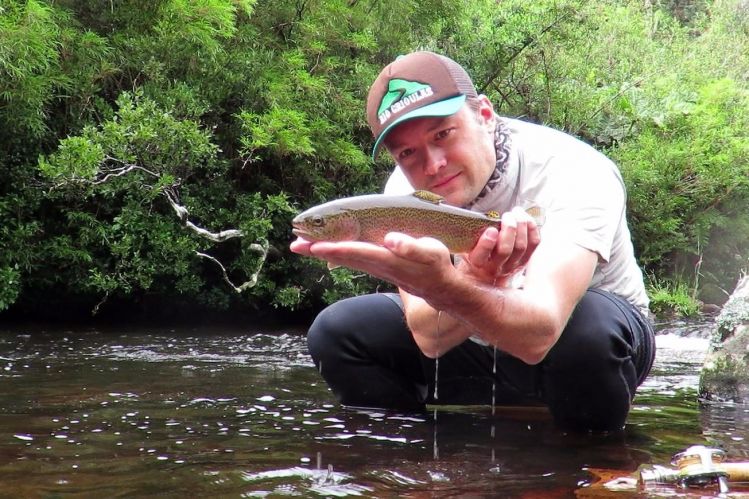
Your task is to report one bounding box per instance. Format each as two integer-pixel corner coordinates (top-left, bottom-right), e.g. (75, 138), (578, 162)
(647, 276), (701, 318)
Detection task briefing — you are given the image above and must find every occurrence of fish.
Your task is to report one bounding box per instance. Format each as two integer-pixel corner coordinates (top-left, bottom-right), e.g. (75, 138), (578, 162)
(292, 190), (544, 253)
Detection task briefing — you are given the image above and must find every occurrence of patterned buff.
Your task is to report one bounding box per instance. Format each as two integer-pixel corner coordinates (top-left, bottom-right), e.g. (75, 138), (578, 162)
(466, 118), (511, 209)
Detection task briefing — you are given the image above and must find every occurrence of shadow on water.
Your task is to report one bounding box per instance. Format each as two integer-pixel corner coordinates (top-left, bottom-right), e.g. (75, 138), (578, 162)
(0, 319), (748, 497)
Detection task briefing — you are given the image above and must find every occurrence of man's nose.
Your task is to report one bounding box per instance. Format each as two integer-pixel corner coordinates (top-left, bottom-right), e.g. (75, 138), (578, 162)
(423, 146), (446, 176)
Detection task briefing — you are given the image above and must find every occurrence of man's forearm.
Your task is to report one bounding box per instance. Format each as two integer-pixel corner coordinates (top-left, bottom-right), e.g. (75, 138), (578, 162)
(405, 272), (562, 365)
(401, 289), (477, 358)
(409, 240), (597, 364)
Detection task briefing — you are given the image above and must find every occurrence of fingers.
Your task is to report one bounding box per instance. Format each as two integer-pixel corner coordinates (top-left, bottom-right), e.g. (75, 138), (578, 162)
(506, 206), (540, 269)
(384, 232), (450, 265)
(289, 237), (314, 256)
(299, 233), (454, 301)
(293, 233), (452, 287)
(497, 207), (540, 274)
(468, 227), (499, 266)
(460, 206), (541, 285)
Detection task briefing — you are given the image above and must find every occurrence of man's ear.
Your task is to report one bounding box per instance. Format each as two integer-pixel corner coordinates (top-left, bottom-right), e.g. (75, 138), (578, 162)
(476, 94), (496, 131)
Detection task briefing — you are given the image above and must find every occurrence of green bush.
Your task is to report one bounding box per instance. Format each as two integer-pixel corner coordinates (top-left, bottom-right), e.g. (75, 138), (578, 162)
(0, 0), (747, 318)
(613, 78), (749, 299)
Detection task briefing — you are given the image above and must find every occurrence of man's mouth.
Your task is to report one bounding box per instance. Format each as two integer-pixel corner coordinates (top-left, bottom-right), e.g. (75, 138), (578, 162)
(431, 172), (460, 190)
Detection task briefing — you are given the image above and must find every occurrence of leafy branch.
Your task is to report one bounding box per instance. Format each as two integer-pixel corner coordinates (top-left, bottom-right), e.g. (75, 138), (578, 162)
(478, 8), (578, 94)
(49, 155), (270, 295)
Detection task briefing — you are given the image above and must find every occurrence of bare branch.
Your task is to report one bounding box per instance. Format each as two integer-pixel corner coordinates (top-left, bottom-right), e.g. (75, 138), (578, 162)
(92, 290), (110, 316)
(160, 182), (269, 292)
(49, 157), (162, 191)
(162, 187), (244, 242)
(196, 243), (269, 293)
(185, 222), (243, 242)
(163, 187), (189, 222)
(93, 157), (160, 184)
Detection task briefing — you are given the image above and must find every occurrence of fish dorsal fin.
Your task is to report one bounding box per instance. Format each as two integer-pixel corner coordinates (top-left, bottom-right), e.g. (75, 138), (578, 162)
(412, 190), (444, 204)
(485, 210), (501, 221)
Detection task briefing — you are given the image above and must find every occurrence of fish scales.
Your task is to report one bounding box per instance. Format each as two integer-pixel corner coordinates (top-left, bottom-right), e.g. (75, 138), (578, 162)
(355, 206), (491, 253)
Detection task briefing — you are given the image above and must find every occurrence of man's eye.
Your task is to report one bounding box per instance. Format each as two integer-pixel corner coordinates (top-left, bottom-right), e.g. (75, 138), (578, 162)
(435, 128), (453, 140)
(398, 148), (414, 160)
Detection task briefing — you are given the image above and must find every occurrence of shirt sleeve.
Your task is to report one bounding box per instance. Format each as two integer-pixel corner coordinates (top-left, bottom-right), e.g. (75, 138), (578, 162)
(383, 166), (414, 195)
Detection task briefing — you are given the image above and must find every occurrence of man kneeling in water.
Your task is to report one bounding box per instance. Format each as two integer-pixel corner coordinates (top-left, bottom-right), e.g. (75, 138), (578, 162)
(291, 51), (655, 432)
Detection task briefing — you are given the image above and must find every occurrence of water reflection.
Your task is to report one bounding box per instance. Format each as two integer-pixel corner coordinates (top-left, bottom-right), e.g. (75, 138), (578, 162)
(0, 321), (747, 497)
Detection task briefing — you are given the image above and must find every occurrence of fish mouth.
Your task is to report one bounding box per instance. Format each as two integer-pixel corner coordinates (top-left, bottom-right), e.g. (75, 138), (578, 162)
(291, 224), (321, 241)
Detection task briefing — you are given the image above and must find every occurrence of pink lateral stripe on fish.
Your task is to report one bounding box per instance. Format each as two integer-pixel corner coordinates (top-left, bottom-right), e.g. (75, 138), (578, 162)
(292, 190), (544, 254)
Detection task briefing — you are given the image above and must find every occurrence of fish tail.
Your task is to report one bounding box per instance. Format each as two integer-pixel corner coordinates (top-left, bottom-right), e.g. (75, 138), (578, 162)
(525, 206), (546, 227)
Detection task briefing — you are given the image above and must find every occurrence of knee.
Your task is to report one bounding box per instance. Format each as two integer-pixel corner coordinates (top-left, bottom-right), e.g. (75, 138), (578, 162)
(307, 294), (396, 362)
(307, 299), (353, 362)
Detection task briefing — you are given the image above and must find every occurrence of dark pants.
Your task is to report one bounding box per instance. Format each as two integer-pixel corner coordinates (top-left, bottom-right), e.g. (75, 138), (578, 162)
(307, 289), (655, 432)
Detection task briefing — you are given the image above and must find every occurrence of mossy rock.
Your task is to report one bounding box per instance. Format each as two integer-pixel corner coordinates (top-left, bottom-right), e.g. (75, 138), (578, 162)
(699, 274), (749, 403)
(700, 346), (749, 402)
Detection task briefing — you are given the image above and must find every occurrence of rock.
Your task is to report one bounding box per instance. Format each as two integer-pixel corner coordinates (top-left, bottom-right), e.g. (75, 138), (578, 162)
(699, 302), (722, 316)
(699, 270), (749, 403)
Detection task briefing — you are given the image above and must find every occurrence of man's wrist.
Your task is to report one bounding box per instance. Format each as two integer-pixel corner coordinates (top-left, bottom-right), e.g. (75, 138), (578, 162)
(428, 268), (498, 318)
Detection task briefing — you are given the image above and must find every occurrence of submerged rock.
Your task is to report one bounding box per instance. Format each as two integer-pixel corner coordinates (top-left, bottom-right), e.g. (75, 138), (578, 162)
(699, 271), (749, 403)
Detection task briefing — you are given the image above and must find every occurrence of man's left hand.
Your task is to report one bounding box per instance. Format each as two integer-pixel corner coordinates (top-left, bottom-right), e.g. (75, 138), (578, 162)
(457, 206), (541, 287)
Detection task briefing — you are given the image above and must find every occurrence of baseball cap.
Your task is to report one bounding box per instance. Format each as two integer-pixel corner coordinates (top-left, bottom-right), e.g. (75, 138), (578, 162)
(366, 51), (478, 159)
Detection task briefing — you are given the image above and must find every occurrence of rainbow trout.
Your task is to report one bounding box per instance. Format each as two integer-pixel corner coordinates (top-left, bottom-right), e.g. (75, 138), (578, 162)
(292, 190), (543, 253)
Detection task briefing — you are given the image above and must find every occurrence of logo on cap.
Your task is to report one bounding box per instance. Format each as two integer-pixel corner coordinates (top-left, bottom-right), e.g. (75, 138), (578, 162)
(376, 78), (434, 125)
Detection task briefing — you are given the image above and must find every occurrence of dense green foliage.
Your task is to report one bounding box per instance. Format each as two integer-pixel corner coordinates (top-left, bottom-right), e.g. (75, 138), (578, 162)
(1, 0), (747, 319)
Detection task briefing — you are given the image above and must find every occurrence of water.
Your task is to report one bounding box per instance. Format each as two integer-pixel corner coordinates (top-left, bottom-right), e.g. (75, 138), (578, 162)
(1, 320), (748, 497)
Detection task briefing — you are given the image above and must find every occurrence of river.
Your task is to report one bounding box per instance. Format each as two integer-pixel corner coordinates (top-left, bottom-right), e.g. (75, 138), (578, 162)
(1, 319), (747, 497)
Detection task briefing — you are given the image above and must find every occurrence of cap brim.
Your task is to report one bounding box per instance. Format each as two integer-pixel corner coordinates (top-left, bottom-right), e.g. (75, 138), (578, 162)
(371, 94), (467, 159)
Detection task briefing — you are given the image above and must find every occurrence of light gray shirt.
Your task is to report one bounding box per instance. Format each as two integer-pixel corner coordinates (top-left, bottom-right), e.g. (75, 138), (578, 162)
(384, 117), (650, 315)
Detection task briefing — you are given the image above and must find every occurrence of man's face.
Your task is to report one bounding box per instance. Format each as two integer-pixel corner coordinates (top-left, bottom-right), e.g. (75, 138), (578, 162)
(383, 98), (497, 207)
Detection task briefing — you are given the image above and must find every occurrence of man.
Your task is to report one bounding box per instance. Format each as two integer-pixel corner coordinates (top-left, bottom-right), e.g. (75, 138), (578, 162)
(290, 51), (655, 432)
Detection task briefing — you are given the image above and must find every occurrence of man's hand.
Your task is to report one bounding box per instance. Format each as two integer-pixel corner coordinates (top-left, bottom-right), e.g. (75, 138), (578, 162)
(458, 207), (541, 287)
(291, 232), (456, 303)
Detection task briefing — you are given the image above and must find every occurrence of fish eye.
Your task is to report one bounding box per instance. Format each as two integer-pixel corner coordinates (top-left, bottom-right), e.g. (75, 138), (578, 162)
(311, 215), (325, 227)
